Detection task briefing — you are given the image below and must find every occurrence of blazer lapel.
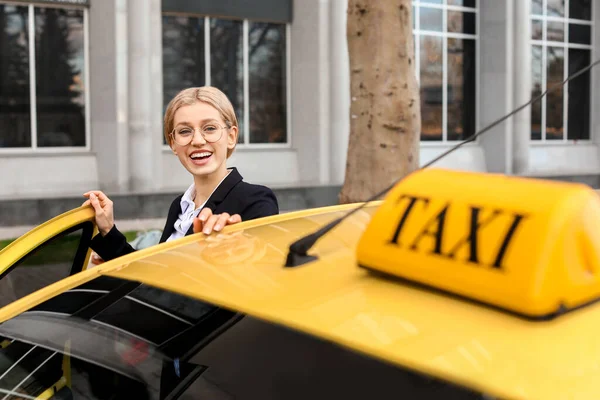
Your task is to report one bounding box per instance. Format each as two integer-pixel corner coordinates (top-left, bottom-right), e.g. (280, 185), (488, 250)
(160, 195), (184, 243)
(185, 168), (243, 236)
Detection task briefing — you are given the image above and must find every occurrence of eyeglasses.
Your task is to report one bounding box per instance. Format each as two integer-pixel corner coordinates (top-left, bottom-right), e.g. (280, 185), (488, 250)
(170, 123), (229, 146)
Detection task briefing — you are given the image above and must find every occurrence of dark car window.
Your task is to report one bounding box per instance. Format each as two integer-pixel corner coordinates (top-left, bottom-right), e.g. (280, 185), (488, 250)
(0, 222), (93, 308)
(0, 275), (229, 400)
(28, 275), (221, 348)
(128, 285), (216, 322)
(0, 313), (160, 399)
(0, 349), (152, 400)
(179, 316), (487, 400)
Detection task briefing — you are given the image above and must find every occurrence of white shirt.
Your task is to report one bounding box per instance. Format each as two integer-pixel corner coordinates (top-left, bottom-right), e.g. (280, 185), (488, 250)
(166, 170), (232, 242)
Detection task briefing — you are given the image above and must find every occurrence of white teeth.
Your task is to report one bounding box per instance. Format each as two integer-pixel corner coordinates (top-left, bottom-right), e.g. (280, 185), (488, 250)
(190, 152), (211, 159)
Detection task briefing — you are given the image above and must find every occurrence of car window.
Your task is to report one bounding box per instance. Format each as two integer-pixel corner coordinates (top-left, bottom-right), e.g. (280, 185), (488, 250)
(0, 316), (158, 400)
(0, 275), (233, 399)
(0, 222), (93, 309)
(128, 285), (216, 322)
(29, 276), (222, 347)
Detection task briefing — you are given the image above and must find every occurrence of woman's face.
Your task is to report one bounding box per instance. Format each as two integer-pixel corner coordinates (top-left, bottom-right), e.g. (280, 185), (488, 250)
(170, 101), (237, 179)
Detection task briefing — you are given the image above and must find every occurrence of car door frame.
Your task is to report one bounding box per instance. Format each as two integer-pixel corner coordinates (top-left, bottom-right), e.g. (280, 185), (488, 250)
(0, 206), (97, 280)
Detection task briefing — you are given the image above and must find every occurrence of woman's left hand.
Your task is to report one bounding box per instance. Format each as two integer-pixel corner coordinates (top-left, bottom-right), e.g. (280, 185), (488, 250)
(193, 208), (242, 235)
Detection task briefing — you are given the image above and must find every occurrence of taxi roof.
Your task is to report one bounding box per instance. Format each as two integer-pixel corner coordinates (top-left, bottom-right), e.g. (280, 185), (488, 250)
(1, 201), (599, 399)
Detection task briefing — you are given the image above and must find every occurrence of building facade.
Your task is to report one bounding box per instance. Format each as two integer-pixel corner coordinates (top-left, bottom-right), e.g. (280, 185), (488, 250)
(0, 0), (598, 203)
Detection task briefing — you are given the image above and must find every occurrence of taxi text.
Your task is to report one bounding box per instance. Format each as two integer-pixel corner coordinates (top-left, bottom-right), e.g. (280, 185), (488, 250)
(388, 194), (527, 269)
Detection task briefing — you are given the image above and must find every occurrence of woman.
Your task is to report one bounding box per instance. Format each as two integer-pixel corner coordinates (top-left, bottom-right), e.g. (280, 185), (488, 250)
(84, 86), (279, 262)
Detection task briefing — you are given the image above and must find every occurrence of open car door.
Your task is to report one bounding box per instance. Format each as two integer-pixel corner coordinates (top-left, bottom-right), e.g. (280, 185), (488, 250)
(0, 206), (96, 309)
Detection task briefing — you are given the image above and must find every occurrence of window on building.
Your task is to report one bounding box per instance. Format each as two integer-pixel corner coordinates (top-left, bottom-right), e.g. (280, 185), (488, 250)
(162, 15), (206, 115)
(0, 2), (87, 150)
(412, 0), (477, 142)
(531, 0), (592, 141)
(162, 15), (288, 145)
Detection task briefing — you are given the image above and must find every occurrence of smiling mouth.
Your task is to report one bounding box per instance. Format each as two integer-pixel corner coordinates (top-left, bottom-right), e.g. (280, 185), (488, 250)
(189, 151), (213, 165)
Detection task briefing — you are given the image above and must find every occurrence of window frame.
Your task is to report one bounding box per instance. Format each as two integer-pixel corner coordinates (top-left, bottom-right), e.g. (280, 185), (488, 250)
(161, 13), (292, 150)
(0, 220), (94, 308)
(12, 221), (94, 276)
(530, 0), (594, 144)
(0, 1), (90, 154)
(412, 0), (480, 144)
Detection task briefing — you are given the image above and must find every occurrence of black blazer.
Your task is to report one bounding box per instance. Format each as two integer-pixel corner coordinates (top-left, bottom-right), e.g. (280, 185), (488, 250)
(90, 167), (279, 261)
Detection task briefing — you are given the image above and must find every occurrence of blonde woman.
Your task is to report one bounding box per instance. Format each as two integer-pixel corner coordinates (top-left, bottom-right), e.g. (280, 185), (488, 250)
(83, 86), (279, 262)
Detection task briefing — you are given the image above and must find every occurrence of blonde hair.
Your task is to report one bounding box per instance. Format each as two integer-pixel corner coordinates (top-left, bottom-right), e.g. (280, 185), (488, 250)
(164, 86), (238, 157)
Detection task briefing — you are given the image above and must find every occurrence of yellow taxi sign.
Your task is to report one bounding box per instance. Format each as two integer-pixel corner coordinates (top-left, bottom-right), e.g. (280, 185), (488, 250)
(357, 168), (600, 319)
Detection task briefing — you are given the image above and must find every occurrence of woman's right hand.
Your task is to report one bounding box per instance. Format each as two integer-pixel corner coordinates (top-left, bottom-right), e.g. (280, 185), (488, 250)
(82, 190), (115, 236)
(90, 251), (105, 266)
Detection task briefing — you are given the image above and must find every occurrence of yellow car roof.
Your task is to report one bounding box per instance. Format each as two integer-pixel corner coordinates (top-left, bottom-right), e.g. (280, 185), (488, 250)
(3, 170), (600, 399)
(1, 199), (598, 399)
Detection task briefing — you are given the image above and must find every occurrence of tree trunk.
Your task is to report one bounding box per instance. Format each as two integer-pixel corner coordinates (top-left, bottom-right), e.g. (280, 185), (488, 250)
(339, 0), (420, 204)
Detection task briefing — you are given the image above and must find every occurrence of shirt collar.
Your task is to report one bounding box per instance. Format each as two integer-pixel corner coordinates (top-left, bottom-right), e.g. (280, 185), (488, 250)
(179, 183), (196, 214)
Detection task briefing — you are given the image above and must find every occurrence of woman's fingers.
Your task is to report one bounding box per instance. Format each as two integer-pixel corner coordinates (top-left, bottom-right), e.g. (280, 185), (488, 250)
(84, 190), (107, 199)
(215, 213), (242, 231)
(192, 210), (242, 235)
(202, 214), (220, 235)
(84, 190), (113, 209)
(192, 217), (203, 234)
(83, 190), (115, 236)
(88, 193), (104, 215)
(91, 252), (105, 265)
(228, 214), (242, 224)
(213, 213), (231, 232)
(197, 207), (213, 223)
(193, 208), (213, 234)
